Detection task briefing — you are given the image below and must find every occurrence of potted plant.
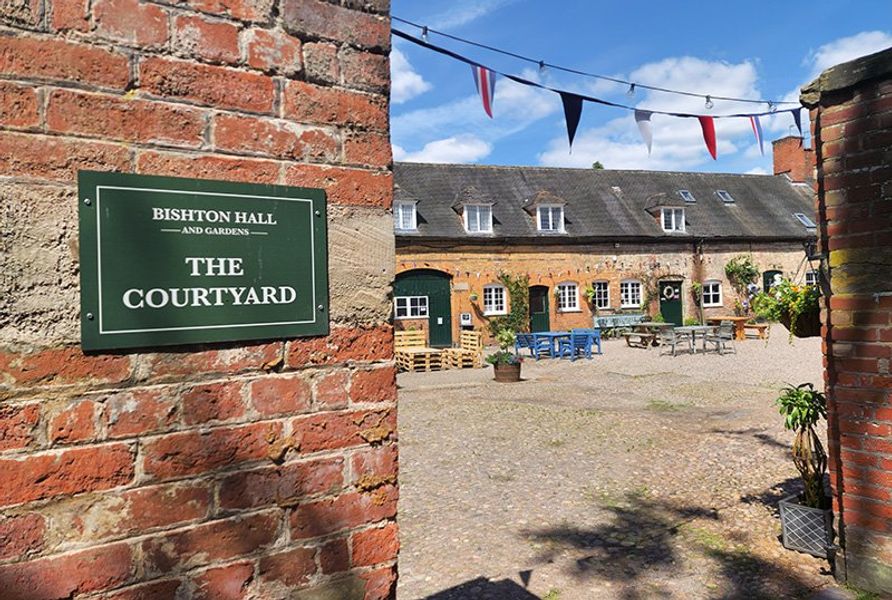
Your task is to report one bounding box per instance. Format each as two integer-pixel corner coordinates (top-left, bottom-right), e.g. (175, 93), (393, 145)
(776, 383), (833, 558)
(486, 328), (522, 382)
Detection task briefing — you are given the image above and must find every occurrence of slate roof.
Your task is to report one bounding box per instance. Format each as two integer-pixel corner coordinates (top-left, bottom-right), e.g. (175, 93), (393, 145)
(394, 162), (816, 243)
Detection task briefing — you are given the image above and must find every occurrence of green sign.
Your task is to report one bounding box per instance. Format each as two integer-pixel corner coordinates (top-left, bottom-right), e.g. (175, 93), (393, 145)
(78, 171), (329, 351)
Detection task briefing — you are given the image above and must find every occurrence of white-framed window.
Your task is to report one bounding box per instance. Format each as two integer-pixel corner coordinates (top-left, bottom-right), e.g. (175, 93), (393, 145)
(661, 207), (685, 232)
(805, 270), (819, 286)
(556, 282), (579, 311)
(464, 204), (492, 233)
(702, 280), (723, 307)
(678, 190), (696, 203)
(794, 212), (817, 228)
(483, 284), (507, 315)
(716, 190), (735, 203)
(394, 296), (428, 319)
(620, 280), (642, 308)
(537, 205), (564, 232)
(592, 281), (610, 309)
(394, 201), (417, 231)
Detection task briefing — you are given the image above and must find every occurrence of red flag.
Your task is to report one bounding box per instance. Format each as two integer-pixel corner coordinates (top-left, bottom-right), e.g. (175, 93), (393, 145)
(698, 116), (717, 160)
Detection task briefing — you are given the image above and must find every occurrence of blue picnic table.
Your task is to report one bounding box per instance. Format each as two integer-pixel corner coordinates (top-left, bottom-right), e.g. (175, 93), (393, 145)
(516, 329), (602, 360)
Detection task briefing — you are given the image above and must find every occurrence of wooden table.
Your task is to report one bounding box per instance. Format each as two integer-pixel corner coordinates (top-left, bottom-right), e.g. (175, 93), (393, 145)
(624, 322), (673, 348)
(706, 316), (749, 341)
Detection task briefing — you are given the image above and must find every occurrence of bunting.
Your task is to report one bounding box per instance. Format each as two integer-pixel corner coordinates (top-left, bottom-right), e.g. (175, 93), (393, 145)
(698, 116), (717, 160)
(393, 29), (809, 160)
(634, 110), (653, 154)
(560, 92), (583, 150)
(749, 115), (765, 156)
(471, 65), (496, 118)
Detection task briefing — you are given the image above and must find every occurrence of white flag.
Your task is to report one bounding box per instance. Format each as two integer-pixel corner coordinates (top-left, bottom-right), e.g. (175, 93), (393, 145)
(635, 110), (653, 155)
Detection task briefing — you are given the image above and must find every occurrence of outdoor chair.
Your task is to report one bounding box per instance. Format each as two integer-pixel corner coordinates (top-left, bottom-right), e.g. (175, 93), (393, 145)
(571, 328), (602, 354)
(558, 331), (594, 361)
(531, 334), (553, 360)
(515, 333), (535, 356)
(704, 321), (737, 355)
(659, 328), (691, 357)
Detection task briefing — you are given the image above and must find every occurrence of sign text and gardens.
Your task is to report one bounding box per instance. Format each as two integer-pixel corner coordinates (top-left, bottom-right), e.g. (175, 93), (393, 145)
(78, 172), (329, 351)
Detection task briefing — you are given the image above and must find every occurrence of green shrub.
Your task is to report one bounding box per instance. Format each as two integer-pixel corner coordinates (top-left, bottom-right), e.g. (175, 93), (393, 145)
(683, 317), (700, 326)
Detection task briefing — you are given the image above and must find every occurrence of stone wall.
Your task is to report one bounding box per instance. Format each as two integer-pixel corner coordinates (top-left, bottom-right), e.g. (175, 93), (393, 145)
(0, 1), (398, 598)
(801, 47), (892, 594)
(396, 240), (809, 343)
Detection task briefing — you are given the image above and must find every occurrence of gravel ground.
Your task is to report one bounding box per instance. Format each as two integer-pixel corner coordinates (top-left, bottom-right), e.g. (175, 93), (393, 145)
(396, 327), (847, 600)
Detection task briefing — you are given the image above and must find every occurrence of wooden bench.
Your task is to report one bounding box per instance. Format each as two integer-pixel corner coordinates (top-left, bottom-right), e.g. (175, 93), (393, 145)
(622, 332), (655, 348)
(395, 330), (443, 372)
(441, 331), (484, 369)
(744, 323), (770, 340)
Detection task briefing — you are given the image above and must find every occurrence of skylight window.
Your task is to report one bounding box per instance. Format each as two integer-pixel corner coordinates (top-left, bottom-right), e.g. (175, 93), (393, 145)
(678, 190), (696, 203)
(716, 190), (735, 203)
(794, 212), (817, 228)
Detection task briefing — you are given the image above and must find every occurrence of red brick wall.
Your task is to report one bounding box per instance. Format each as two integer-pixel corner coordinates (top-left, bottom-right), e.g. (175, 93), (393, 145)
(0, 1), (397, 599)
(802, 49), (892, 594)
(772, 135), (816, 184)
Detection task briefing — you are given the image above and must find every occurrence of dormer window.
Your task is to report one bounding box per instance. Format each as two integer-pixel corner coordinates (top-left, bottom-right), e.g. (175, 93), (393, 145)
(661, 207), (685, 233)
(464, 204), (492, 233)
(678, 190), (696, 203)
(716, 190), (735, 203)
(794, 212), (816, 228)
(537, 205), (564, 232)
(394, 201), (417, 231)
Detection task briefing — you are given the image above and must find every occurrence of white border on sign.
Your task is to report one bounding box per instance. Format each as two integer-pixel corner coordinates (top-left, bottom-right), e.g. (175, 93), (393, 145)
(96, 185), (317, 335)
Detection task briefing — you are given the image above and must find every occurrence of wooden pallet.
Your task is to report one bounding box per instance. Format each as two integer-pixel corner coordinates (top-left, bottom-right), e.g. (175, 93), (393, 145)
(395, 347), (442, 372)
(441, 348), (482, 369)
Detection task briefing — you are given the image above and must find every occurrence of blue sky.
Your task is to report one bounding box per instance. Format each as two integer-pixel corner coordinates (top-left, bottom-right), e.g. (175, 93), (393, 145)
(390, 1), (891, 174)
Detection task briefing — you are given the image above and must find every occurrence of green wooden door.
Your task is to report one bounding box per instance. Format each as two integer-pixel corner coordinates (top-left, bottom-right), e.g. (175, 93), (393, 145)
(529, 285), (550, 332)
(394, 270), (452, 347)
(763, 270), (783, 292)
(659, 281), (683, 326)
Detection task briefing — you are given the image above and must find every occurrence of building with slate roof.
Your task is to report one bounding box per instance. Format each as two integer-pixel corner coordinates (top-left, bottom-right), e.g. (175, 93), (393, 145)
(393, 139), (818, 347)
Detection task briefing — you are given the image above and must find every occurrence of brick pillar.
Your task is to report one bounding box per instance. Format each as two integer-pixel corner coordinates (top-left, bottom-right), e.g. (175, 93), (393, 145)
(771, 135), (816, 184)
(801, 47), (892, 594)
(0, 1), (397, 598)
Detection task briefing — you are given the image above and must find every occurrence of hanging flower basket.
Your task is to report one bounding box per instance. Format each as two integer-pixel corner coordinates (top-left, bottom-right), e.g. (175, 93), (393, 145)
(780, 307), (821, 338)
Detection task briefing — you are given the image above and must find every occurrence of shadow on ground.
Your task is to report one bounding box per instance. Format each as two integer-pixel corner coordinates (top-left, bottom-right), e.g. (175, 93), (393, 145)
(521, 492), (828, 600)
(421, 576), (541, 599)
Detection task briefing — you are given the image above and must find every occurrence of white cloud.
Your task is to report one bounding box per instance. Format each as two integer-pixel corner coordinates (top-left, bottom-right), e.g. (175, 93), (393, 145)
(390, 47), (432, 104)
(427, 0), (520, 29)
(391, 69), (558, 163)
(805, 30), (892, 78)
(540, 57), (760, 171)
(394, 135), (492, 164)
(746, 166), (768, 175)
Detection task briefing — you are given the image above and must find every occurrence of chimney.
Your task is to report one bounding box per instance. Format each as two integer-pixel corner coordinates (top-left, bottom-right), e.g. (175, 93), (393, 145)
(772, 136), (816, 184)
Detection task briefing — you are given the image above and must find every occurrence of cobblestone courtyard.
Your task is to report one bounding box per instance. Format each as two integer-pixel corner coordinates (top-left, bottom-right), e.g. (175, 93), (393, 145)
(397, 329), (846, 599)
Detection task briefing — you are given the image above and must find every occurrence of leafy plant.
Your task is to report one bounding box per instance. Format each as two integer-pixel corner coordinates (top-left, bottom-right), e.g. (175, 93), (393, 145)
(652, 312), (666, 323)
(683, 317), (701, 326)
(485, 328), (522, 366)
(691, 281), (703, 307)
(724, 255), (760, 292)
(777, 383), (828, 509)
(752, 278), (820, 337)
(486, 272), (530, 338)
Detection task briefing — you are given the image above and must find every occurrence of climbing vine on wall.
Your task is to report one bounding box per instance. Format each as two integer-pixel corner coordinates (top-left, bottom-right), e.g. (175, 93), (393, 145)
(724, 255), (760, 293)
(487, 272), (530, 336)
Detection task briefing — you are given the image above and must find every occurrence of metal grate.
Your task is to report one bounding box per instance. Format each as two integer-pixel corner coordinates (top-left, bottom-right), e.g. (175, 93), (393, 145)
(779, 496), (832, 558)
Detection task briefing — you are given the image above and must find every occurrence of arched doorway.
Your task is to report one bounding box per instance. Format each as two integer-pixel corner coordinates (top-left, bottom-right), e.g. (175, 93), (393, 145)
(763, 269), (783, 292)
(394, 269), (453, 347)
(529, 285), (550, 332)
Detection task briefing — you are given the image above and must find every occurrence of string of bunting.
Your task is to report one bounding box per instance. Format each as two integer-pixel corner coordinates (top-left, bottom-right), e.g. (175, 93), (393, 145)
(393, 28), (804, 160)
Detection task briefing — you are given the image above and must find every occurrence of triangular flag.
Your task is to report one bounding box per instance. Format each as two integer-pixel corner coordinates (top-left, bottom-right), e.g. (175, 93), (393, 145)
(560, 92), (583, 151)
(634, 110), (653, 155)
(791, 108), (803, 139)
(471, 65), (496, 118)
(698, 116), (717, 160)
(749, 115), (764, 156)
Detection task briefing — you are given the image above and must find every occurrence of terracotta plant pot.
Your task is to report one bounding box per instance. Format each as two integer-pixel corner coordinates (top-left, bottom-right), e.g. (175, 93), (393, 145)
(493, 362), (521, 383)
